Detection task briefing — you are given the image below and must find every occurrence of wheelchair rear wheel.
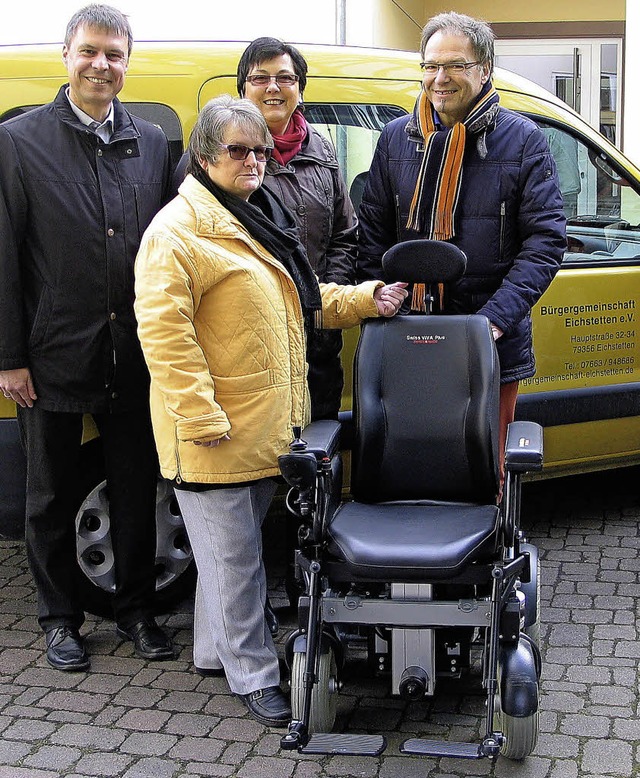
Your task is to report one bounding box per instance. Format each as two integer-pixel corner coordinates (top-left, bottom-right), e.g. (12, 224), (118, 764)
(291, 647), (338, 733)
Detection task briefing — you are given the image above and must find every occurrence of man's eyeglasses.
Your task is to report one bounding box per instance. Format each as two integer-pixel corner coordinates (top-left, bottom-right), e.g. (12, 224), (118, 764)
(420, 61), (481, 75)
(245, 73), (299, 87)
(220, 144), (273, 162)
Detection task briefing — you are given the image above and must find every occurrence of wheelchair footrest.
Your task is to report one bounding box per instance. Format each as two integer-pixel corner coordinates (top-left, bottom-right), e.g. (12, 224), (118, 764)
(300, 733), (387, 756)
(400, 738), (482, 759)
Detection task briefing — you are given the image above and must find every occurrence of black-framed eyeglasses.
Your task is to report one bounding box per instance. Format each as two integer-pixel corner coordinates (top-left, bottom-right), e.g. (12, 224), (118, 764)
(220, 144), (273, 162)
(245, 73), (299, 87)
(420, 61), (481, 75)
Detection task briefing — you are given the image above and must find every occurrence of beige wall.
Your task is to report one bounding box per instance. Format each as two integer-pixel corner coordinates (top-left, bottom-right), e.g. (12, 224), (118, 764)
(364, 1), (626, 51)
(373, 0), (425, 50)
(421, 1), (625, 23)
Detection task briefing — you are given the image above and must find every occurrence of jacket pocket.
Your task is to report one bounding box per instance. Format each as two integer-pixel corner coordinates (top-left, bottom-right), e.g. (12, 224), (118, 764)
(499, 201), (506, 261)
(395, 194), (403, 242)
(212, 369), (271, 395)
(28, 285), (54, 350)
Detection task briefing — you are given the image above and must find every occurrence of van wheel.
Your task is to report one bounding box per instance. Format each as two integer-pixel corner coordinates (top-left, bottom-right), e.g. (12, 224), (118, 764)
(74, 440), (195, 617)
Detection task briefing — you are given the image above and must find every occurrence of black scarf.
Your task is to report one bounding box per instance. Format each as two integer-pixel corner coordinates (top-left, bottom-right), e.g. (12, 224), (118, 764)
(191, 166), (322, 329)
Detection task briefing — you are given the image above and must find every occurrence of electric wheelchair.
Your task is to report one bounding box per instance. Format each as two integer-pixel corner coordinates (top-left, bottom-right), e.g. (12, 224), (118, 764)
(279, 240), (543, 762)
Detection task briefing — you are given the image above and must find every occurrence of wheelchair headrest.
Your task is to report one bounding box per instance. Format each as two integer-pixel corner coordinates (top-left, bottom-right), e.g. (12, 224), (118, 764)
(382, 240), (467, 284)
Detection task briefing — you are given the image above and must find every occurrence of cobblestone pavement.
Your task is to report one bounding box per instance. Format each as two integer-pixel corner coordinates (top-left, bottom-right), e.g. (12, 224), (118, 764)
(0, 466), (639, 778)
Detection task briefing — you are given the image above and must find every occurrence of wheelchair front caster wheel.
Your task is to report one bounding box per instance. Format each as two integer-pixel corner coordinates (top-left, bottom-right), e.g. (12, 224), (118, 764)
(493, 699), (540, 761)
(493, 688), (539, 760)
(291, 647), (338, 733)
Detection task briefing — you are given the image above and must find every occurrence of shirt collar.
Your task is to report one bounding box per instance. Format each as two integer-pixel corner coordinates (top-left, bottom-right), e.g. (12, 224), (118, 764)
(431, 104), (445, 130)
(65, 88), (114, 143)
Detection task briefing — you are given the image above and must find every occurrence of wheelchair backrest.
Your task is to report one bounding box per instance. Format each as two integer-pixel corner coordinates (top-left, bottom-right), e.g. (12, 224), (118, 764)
(351, 314), (500, 504)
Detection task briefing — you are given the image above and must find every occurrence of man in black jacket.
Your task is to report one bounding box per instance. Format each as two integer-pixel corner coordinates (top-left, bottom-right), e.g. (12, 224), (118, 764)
(0, 4), (174, 670)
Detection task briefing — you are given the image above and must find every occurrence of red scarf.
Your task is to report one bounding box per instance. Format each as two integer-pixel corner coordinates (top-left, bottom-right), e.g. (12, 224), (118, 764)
(271, 108), (308, 166)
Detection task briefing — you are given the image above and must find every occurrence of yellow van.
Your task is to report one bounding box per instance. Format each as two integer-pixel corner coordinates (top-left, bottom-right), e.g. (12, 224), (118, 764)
(1, 41), (639, 606)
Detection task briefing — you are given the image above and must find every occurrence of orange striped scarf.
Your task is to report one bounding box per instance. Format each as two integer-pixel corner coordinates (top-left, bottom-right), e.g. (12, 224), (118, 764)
(406, 82), (499, 239)
(407, 82), (499, 312)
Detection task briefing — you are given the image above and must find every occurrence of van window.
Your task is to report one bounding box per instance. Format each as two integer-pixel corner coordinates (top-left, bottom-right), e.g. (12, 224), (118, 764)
(305, 103), (406, 214)
(537, 120), (640, 265)
(0, 106), (40, 121)
(0, 102), (184, 169)
(123, 103), (183, 169)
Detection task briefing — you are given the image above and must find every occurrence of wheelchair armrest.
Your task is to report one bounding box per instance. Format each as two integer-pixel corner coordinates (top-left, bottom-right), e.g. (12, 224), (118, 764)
(278, 420), (341, 492)
(292, 419), (342, 461)
(504, 421), (543, 473)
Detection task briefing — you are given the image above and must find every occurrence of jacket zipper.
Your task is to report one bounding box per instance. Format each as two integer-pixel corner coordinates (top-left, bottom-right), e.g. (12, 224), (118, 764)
(499, 201), (506, 261)
(175, 430), (183, 485)
(395, 194), (402, 242)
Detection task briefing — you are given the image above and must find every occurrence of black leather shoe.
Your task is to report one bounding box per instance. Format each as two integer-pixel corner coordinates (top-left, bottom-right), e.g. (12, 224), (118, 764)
(265, 597), (279, 637)
(194, 665), (225, 677)
(117, 619), (174, 660)
(45, 626), (89, 672)
(237, 685), (291, 727)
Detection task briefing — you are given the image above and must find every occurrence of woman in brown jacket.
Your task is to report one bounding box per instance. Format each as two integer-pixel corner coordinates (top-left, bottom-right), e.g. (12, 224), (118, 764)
(237, 37), (357, 422)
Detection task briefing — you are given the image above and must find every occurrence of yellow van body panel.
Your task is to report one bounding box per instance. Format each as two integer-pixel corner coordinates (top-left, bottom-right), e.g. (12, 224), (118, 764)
(1, 41), (640, 479)
(541, 417), (640, 479)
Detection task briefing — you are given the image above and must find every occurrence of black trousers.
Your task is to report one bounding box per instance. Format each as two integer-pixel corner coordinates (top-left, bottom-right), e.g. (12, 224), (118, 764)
(17, 405), (159, 632)
(306, 328), (344, 421)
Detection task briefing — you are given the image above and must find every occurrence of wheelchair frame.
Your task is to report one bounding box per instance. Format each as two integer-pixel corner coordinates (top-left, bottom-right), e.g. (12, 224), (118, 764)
(278, 240), (544, 762)
(278, 418), (542, 760)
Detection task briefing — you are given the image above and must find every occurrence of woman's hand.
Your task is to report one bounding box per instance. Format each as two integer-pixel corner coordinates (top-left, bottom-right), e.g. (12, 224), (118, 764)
(193, 433), (231, 448)
(373, 282), (409, 317)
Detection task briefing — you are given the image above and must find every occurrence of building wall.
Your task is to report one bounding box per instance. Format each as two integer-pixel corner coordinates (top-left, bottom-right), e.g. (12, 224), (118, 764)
(421, 0), (625, 23)
(624, 1), (640, 165)
(374, 0), (425, 50)
(355, 0), (626, 51)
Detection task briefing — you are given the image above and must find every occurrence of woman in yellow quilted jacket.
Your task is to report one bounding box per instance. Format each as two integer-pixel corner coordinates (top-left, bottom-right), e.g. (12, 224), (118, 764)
(134, 95), (407, 727)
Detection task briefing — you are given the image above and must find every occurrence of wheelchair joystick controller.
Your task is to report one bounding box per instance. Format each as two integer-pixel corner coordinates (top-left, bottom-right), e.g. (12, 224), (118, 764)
(290, 426), (307, 452)
(398, 666), (429, 700)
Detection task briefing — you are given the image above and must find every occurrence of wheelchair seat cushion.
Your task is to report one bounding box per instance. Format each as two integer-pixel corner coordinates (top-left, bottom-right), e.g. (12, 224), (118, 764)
(326, 500), (500, 580)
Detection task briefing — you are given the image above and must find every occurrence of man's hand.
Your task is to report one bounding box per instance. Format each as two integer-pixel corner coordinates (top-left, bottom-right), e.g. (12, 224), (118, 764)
(374, 282), (409, 317)
(0, 368), (37, 408)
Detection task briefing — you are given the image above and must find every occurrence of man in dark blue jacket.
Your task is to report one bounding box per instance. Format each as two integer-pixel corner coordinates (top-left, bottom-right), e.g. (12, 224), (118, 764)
(357, 11), (566, 476)
(0, 4), (174, 669)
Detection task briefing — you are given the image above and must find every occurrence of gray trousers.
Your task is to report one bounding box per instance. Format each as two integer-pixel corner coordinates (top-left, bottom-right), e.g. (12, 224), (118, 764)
(174, 479), (279, 695)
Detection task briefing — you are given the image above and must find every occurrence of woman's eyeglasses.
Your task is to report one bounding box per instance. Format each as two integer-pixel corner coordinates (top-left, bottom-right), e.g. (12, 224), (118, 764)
(220, 144), (273, 162)
(245, 73), (299, 87)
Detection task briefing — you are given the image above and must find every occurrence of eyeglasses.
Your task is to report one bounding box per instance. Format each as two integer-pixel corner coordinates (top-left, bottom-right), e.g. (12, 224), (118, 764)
(420, 61), (481, 75)
(245, 73), (299, 87)
(220, 144), (273, 161)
